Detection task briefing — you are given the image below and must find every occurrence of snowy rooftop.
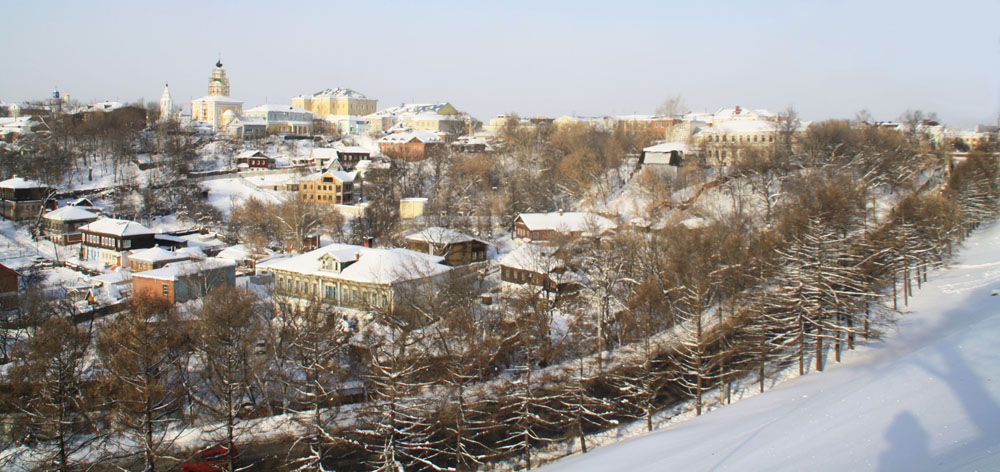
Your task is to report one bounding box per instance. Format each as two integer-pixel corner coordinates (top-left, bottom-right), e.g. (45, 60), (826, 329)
(42, 205), (98, 222)
(704, 119), (779, 133)
(643, 142), (690, 153)
(128, 246), (189, 263)
(236, 150), (270, 159)
(257, 243), (449, 285)
(498, 243), (562, 272)
(245, 103), (317, 115)
(304, 170), (357, 183)
(0, 175), (46, 189)
(516, 212), (616, 233)
(299, 87), (370, 99)
(405, 227), (484, 245)
(132, 258), (235, 282)
(79, 218), (155, 237)
(377, 130), (444, 144)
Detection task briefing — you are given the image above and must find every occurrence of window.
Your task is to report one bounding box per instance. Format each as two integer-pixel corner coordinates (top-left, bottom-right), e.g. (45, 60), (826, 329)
(162, 284), (169, 295)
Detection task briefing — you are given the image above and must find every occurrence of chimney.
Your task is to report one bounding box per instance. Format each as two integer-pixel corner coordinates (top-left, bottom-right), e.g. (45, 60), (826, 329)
(559, 209), (564, 215)
(355, 252), (361, 261)
(734, 105), (741, 115)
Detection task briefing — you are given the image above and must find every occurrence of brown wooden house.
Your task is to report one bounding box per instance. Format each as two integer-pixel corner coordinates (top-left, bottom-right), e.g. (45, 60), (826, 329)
(513, 211), (616, 243)
(405, 227), (488, 266)
(0, 175), (54, 221)
(235, 150), (275, 169)
(41, 206), (100, 244)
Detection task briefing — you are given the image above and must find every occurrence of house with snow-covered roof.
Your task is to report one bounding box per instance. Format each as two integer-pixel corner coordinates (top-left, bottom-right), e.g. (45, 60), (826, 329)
(132, 258), (235, 304)
(498, 243), (581, 295)
(256, 243), (451, 311)
(235, 150), (274, 169)
(0, 175), (53, 220)
(128, 246), (203, 272)
(405, 227), (488, 266)
(41, 205), (99, 244)
(641, 142), (689, 167)
(299, 170), (360, 205)
(79, 218), (156, 268)
(377, 130), (446, 160)
(513, 211), (616, 243)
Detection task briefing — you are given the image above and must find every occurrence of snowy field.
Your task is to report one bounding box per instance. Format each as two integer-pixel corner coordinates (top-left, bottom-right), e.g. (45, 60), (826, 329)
(541, 220), (1000, 471)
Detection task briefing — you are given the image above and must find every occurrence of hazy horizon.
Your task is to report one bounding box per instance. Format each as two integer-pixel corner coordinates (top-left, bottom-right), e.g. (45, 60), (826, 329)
(3, 0), (999, 127)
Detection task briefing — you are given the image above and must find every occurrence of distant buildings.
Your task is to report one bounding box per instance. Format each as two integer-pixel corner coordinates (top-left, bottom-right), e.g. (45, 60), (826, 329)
(367, 102), (480, 136)
(241, 104), (321, 135)
(293, 88), (377, 117)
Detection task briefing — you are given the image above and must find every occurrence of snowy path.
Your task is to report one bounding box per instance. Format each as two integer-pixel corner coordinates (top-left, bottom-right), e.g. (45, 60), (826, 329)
(541, 222), (1000, 471)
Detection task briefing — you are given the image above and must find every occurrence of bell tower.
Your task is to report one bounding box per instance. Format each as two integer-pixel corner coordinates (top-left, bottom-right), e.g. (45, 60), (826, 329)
(208, 56), (230, 96)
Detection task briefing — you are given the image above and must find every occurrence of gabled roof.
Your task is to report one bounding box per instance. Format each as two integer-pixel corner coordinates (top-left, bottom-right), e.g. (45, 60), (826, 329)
(257, 243), (449, 284)
(406, 227), (485, 245)
(377, 130), (444, 144)
(515, 212), (616, 234)
(129, 246), (188, 263)
(79, 218), (155, 237)
(42, 206), (99, 222)
(498, 244), (561, 272)
(236, 150), (270, 159)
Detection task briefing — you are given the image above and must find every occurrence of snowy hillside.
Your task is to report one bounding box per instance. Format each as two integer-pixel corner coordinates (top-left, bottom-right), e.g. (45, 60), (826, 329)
(541, 219), (1000, 471)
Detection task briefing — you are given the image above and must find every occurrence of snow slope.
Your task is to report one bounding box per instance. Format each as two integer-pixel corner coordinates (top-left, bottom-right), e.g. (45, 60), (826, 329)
(541, 221), (1000, 472)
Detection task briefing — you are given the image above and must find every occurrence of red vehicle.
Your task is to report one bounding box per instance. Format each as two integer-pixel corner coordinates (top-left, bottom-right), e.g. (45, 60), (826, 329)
(180, 444), (238, 472)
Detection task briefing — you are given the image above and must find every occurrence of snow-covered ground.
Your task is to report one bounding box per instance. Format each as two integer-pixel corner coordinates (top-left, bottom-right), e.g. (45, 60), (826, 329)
(541, 219), (1000, 471)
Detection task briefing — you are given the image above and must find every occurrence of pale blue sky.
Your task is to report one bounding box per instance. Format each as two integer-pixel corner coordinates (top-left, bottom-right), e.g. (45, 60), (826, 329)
(3, 0), (998, 126)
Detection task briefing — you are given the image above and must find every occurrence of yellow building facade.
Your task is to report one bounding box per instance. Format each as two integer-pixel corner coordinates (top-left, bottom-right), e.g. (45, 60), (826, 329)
(293, 88), (377, 117)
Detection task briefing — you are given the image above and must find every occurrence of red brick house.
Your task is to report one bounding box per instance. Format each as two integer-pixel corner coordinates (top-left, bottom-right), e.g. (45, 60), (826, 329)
(377, 130), (445, 161)
(132, 258), (236, 304)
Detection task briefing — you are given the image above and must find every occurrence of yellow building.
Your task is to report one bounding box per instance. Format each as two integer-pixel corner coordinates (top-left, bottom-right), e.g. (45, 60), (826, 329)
(191, 60), (243, 131)
(697, 120), (779, 165)
(293, 88), (377, 117)
(299, 170), (359, 205)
